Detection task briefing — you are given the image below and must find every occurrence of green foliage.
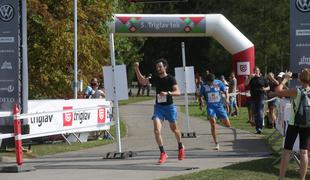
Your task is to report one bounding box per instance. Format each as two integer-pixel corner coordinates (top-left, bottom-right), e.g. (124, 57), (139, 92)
(27, 0), (144, 98)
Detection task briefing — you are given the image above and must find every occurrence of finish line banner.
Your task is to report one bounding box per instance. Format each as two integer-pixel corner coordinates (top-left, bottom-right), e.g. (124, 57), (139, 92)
(114, 15), (206, 36)
(290, 0), (310, 73)
(23, 99), (112, 139)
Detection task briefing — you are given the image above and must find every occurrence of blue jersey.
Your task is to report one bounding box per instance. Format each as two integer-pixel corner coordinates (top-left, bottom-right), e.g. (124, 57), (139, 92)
(200, 80), (226, 107)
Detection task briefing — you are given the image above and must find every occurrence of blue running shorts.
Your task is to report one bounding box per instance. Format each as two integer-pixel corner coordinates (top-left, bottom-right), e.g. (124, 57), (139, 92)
(207, 105), (228, 120)
(152, 104), (177, 123)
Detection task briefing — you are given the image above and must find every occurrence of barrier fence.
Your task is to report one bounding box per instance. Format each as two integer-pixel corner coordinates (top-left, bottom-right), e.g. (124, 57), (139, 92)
(0, 99), (114, 169)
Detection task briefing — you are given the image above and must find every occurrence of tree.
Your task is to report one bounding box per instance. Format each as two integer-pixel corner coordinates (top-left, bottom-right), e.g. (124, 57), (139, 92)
(27, 0), (144, 98)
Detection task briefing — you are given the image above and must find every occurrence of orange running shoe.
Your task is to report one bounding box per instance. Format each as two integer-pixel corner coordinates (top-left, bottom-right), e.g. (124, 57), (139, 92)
(178, 146), (185, 160)
(158, 152), (168, 164)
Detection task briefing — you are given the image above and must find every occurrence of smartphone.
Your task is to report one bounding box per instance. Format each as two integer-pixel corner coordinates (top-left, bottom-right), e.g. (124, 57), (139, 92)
(292, 73), (299, 78)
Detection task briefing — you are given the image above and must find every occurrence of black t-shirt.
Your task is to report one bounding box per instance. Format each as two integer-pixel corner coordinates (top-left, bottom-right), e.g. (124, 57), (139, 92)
(249, 76), (268, 101)
(149, 74), (177, 105)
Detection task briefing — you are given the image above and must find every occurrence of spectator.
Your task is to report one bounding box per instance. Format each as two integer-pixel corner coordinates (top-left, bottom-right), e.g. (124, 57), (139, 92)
(269, 69), (310, 180)
(84, 78), (99, 99)
(228, 72), (238, 116)
(266, 72), (280, 128)
(245, 76), (255, 126)
(248, 67), (269, 134)
(195, 73), (203, 109)
(220, 75), (230, 113)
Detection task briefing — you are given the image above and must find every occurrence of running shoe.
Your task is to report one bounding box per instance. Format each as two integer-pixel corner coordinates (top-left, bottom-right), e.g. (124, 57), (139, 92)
(158, 152), (168, 164)
(178, 146), (185, 160)
(214, 143), (220, 150)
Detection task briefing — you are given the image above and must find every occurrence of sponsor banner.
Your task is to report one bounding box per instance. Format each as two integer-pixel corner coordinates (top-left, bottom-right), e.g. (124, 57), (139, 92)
(290, 0), (310, 74)
(114, 15), (206, 35)
(237, 62), (250, 75)
(0, 0), (20, 117)
(25, 99), (112, 136)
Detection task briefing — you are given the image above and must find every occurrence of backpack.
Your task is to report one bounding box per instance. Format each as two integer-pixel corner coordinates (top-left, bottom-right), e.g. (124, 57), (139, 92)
(293, 88), (310, 128)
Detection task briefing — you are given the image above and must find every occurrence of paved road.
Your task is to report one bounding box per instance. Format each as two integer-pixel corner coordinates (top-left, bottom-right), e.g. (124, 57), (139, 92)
(0, 97), (271, 180)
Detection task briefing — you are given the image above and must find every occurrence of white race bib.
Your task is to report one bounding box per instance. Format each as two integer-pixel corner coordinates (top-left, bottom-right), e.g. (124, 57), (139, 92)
(207, 92), (220, 103)
(157, 94), (167, 103)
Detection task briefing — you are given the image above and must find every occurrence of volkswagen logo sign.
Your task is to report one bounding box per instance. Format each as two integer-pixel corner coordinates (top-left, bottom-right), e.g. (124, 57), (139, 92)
(296, 0), (310, 12)
(0, 4), (14, 22)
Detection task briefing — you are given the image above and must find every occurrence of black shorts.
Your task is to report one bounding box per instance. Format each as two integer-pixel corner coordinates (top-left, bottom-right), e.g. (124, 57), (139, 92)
(284, 125), (310, 150)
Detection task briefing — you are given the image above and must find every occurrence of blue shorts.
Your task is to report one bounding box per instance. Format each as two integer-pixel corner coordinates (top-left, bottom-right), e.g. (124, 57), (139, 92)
(229, 96), (237, 107)
(152, 104), (177, 123)
(207, 105), (228, 120)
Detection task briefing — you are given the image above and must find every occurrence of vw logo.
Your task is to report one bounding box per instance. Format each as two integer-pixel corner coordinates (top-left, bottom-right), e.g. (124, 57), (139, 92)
(0, 4), (14, 22)
(296, 0), (310, 12)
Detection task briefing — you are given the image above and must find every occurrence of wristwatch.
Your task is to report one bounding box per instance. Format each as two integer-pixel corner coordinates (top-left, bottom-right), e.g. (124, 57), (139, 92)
(168, 91), (171, 96)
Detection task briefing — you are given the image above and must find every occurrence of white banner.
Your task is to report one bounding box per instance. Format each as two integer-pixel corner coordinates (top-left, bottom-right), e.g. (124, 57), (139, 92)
(103, 65), (128, 101)
(23, 99), (113, 139)
(175, 66), (196, 94)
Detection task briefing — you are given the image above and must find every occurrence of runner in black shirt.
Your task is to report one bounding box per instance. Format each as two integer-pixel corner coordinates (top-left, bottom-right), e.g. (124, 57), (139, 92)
(134, 58), (184, 164)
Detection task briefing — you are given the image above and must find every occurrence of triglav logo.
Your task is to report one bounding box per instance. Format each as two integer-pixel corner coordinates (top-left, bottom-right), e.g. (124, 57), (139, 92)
(1, 61), (12, 70)
(299, 56), (310, 65)
(0, 4), (14, 22)
(296, 0), (310, 12)
(240, 65), (247, 72)
(97, 106), (106, 124)
(63, 106), (73, 126)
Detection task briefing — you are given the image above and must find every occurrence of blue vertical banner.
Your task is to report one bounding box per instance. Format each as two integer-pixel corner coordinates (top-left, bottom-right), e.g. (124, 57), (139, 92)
(0, 0), (20, 124)
(290, 0), (310, 73)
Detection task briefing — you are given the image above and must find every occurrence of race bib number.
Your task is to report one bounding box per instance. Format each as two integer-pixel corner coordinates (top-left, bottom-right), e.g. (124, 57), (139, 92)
(157, 94), (167, 103)
(207, 92), (220, 103)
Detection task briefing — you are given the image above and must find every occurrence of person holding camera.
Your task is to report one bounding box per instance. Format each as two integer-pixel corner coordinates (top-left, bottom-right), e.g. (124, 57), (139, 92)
(269, 69), (310, 180)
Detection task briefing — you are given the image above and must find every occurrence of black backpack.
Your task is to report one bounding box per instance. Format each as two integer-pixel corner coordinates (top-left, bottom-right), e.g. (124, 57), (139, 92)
(293, 88), (310, 128)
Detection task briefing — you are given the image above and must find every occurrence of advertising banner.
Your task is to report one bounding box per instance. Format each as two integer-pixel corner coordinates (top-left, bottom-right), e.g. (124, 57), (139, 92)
(290, 0), (310, 73)
(114, 15), (206, 36)
(0, 0), (20, 122)
(23, 99), (112, 139)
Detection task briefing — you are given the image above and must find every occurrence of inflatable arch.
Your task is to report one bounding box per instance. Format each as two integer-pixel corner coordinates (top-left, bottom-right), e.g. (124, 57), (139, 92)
(110, 14), (255, 88)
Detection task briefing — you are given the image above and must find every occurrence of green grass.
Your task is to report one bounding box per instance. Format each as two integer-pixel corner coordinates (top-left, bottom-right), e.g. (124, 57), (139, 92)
(161, 157), (302, 180)
(169, 103), (303, 180)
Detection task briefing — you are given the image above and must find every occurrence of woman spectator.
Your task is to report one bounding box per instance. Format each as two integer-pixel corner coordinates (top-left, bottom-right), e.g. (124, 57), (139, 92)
(269, 69), (310, 180)
(266, 72), (280, 128)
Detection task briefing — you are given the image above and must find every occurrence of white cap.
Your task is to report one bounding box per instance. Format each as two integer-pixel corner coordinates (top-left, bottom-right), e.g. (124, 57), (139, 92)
(277, 72), (285, 78)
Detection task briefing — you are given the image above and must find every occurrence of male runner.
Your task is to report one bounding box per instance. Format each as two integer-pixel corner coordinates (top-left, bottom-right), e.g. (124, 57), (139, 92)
(199, 73), (231, 150)
(134, 58), (184, 164)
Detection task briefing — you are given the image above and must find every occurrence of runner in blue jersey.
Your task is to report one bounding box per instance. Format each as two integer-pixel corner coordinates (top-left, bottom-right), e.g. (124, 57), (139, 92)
(199, 73), (231, 150)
